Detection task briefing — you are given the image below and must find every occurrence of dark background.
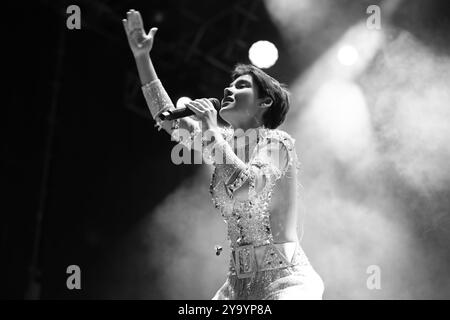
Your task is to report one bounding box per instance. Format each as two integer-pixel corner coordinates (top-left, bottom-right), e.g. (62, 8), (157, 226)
(2, 0), (450, 299)
(3, 0), (297, 299)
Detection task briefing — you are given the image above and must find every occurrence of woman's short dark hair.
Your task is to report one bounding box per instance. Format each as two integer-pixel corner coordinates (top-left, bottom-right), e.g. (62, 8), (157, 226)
(231, 64), (290, 129)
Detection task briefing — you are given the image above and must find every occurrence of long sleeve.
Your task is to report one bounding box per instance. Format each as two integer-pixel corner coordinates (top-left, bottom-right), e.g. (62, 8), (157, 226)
(141, 79), (202, 151)
(141, 79), (175, 132)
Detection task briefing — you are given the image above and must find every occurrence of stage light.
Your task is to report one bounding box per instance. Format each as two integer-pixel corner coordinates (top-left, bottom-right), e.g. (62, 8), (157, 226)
(176, 97), (192, 109)
(248, 40), (279, 69)
(153, 11), (165, 23)
(308, 81), (372, 161)
(337, 45), (359, 66)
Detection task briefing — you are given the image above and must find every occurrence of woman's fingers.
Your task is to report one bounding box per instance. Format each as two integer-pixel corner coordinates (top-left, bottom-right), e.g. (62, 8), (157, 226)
(148, 27), (158, 38)
(191, 100), (210, 112)
(126, 11), (135, 33)
(123, 18), (138, 48)
(122, 19), (129, 34)
(130, 11), (143, 30)
(135, 11), (144, 26)
(185, 102), (204, 118)
(196, 99), (215, 112)
(126, 11), (133, 27)
(185, 102), (203, 113)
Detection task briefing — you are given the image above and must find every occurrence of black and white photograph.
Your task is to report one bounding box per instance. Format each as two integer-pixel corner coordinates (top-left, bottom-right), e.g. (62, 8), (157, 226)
(2, 0), (450, 302)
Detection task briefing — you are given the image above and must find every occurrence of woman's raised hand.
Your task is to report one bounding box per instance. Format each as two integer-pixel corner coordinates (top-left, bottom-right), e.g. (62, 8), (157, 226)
(122, 9), (158, 58)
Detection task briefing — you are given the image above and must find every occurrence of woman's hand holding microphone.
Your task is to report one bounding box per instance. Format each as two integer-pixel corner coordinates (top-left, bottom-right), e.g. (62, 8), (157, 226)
(184, 99), (220, 132)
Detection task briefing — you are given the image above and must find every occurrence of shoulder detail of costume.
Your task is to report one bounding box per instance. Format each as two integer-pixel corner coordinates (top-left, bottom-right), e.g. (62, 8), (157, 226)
(256, 128), (299, 173)
(259, 128), (296, 150)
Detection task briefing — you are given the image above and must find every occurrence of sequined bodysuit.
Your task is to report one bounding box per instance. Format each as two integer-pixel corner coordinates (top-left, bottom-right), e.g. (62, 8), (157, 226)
(208, 127), (324, 300)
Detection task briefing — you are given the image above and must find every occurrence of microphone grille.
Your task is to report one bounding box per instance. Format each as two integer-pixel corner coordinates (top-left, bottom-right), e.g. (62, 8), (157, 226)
(208, 98), (221, 111)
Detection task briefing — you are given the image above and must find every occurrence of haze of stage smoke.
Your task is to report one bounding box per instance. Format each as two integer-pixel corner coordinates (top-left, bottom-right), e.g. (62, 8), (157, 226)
(128, 30), (450, 299)
(291, 31), (450, 299)
(141, 167), (230, 299)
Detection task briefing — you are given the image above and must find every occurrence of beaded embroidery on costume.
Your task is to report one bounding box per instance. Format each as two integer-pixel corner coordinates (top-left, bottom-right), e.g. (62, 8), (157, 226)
(208, 127), (317, 299)
(209, 127), (299, 249)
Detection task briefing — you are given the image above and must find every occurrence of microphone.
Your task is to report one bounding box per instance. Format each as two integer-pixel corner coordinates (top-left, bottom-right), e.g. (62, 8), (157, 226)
(159, 98), (221, 121)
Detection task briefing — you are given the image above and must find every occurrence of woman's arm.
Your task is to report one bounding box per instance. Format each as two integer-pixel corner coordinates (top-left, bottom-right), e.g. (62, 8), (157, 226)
(183, 99), (293, 201)
(122, 10), (200, 149)
(122, 10), (157, 84)
(213, 136), (290, 201)
(134, 53), (157, 86)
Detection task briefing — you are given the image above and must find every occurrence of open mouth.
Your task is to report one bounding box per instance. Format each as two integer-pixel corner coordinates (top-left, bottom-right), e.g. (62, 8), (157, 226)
(221, 97), (234, 107)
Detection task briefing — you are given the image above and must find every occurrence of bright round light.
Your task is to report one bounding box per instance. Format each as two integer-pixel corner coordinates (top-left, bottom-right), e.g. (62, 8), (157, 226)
(176, 96), (191, 109)
(248, 40), (279, 69)
(337, 45), (359, 66)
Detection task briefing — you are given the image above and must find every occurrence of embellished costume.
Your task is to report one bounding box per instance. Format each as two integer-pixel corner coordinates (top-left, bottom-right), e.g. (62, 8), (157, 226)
(207, 127), (324, 300)
(142, 79), (324, 300)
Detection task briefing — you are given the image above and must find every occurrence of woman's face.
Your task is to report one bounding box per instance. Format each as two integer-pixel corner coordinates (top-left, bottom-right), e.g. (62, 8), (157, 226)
(219, 74), (264, 128)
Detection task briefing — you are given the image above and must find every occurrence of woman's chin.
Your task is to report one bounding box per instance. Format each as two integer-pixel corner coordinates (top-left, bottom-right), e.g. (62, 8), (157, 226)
(219, 105), (233, 119)
(220, 102), (234, 111)
(219, 111), (235, 126)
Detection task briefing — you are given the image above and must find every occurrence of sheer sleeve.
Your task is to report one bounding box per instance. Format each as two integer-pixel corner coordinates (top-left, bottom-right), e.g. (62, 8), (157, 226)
(141, 79), (202, 151)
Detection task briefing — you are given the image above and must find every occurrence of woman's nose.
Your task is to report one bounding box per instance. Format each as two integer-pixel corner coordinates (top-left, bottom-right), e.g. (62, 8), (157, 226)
(224, 87), (232, 97)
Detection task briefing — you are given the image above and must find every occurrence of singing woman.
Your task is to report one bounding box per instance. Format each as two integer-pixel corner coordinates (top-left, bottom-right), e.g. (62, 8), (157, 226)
(122, 9), (324, 300)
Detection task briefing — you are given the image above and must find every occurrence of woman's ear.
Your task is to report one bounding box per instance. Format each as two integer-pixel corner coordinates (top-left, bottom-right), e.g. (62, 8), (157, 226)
(260, 98), (273, 108)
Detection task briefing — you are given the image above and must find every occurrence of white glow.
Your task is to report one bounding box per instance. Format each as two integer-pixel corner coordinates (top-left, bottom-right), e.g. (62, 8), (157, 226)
(308, 81), (373, 162)
(263, 0), (329, 37)
(248, 40), (279, 69)
(176, 96), (192, 109)
(337, 45), (359, 66)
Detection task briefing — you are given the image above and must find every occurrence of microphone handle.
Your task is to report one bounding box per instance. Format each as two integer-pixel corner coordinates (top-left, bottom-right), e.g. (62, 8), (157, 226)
(159, 108), (192, 121)
(159, 98), (220, 121)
